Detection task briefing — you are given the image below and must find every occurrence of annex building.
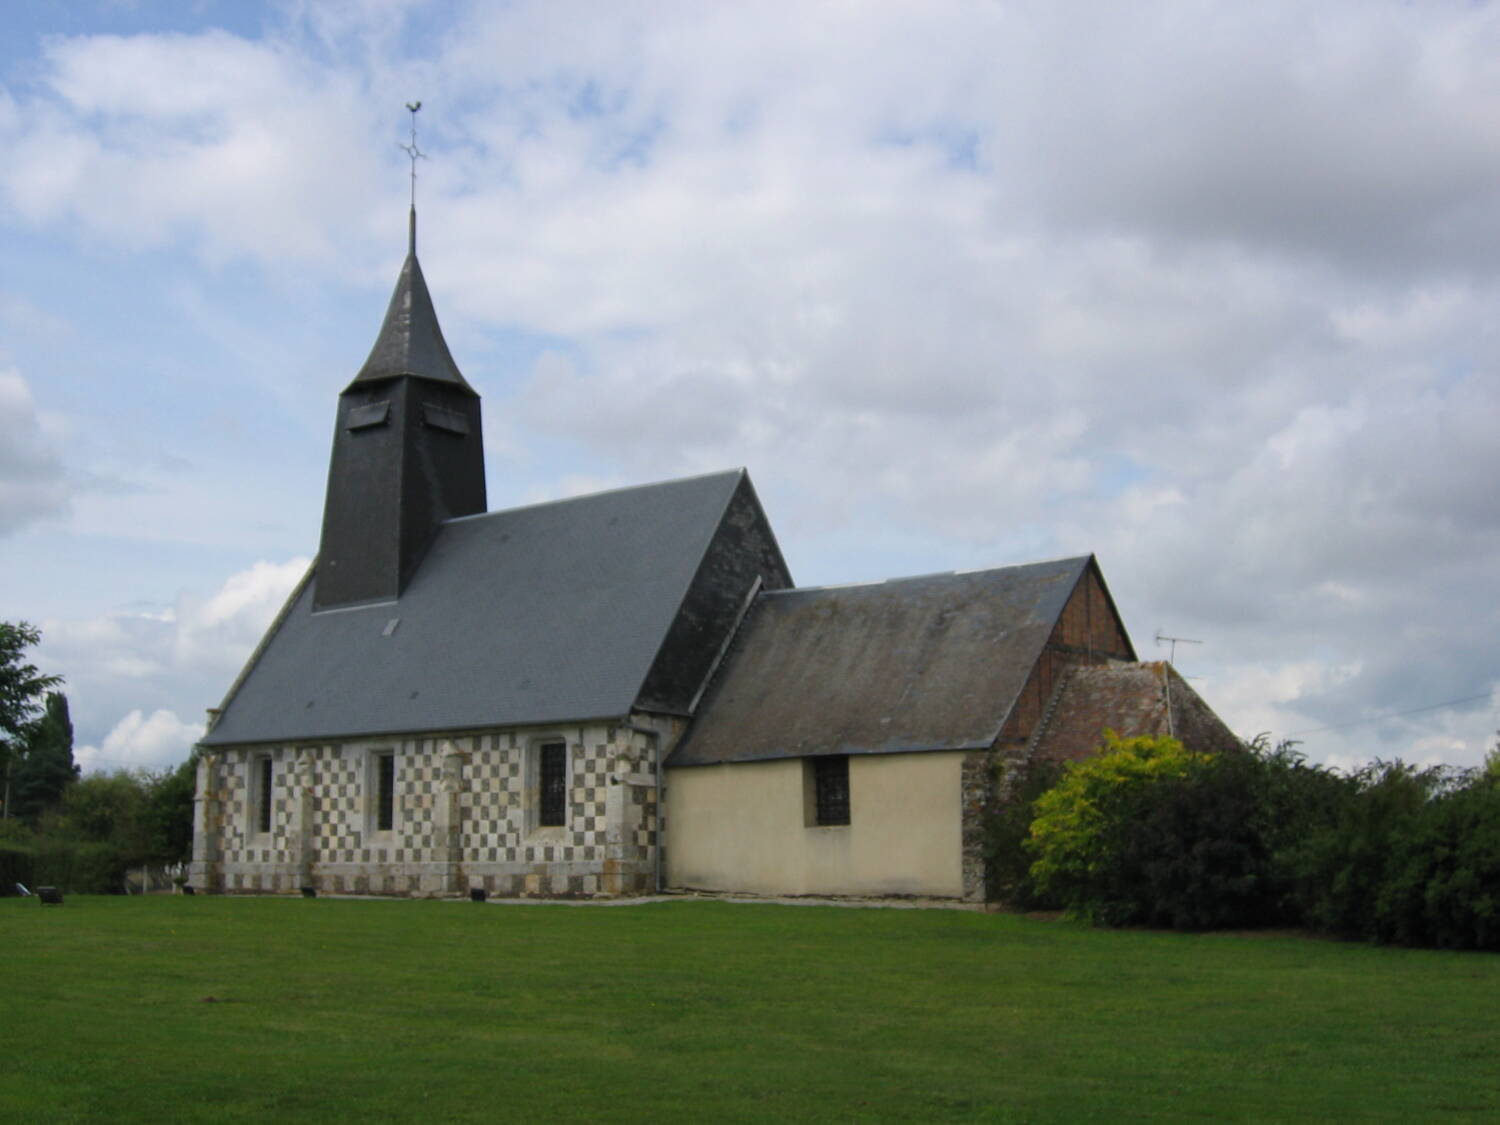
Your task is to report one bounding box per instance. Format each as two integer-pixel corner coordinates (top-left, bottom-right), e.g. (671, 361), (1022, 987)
(190, 211), (1238, 902)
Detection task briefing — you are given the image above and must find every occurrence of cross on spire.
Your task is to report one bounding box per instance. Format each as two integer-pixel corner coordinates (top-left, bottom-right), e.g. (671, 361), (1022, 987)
(398, 101), (426, 254)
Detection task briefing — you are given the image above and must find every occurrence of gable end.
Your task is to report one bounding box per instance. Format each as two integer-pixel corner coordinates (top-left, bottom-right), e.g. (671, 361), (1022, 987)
(996, 557), (1135, 744)
(634, 472), (793, 715)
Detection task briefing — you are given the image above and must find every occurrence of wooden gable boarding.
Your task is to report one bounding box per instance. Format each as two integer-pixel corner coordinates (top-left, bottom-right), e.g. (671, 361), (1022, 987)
(997, 558), (1135, 745)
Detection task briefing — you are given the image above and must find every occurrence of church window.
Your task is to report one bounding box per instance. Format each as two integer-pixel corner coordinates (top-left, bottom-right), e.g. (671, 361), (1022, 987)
(375, 752), (396, 832)
(538, 741), (567, 827)
(812, 756), (850, 826)
(255, 755), (274, 834)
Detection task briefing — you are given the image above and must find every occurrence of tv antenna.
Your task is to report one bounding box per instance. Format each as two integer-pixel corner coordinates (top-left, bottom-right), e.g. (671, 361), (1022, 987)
(1154, 630), (1203, 739)
(1154, 629), (1202, 666)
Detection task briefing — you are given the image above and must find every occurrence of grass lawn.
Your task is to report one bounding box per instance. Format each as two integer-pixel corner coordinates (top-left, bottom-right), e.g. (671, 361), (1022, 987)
(2, 896), (1498, 1123)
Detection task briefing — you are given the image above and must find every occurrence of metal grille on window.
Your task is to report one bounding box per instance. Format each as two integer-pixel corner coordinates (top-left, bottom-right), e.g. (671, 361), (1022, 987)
(814, 755), (850, 826)
(376, 753), (395, 831)
(257, 756), (274, 833)
(539, 742), (567, 827)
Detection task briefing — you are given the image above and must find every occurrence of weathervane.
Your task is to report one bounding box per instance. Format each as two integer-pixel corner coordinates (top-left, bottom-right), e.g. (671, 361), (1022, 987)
(398, 101), (426, 253)
(399, 101), (426, 206)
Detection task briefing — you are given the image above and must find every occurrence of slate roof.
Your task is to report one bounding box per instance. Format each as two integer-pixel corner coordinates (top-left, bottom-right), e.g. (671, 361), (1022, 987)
(667, 557), (1092, 767)
(346, 237), (475, 395)
(1027, 662), (1243, 764)
(202, 470), (750, 746)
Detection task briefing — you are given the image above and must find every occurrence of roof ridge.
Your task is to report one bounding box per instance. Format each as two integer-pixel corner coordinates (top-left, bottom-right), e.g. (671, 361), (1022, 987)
(763, 555), (1093, 597)
(446, 468), (745, 525)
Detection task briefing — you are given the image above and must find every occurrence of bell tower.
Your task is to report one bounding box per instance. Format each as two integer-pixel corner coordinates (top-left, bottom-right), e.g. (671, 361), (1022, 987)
(314, 206), (486, 610)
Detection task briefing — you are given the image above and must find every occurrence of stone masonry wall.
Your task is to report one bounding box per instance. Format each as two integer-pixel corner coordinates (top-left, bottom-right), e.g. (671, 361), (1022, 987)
(959, 750), (996, 903)
(191, 720), (668, 898)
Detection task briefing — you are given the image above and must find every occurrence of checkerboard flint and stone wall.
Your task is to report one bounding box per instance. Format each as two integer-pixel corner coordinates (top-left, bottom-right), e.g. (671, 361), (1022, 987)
(190, 719), (667, 898)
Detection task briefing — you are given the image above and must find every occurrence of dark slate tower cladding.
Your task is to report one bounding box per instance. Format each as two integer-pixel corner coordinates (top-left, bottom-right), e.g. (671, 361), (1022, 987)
(314, 210), (486, 610)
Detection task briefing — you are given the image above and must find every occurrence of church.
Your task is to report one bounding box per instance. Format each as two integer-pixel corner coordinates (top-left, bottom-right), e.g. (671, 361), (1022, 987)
(190, 209), (1239, 902)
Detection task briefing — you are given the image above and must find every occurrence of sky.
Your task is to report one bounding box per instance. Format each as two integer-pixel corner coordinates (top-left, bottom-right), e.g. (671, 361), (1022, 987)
(1, 0), (1497, 776)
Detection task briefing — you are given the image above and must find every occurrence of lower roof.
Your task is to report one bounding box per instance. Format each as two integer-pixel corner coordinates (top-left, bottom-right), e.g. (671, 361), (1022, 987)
(667, 557), (1091, 767)
(1027, 662), (1243, 763)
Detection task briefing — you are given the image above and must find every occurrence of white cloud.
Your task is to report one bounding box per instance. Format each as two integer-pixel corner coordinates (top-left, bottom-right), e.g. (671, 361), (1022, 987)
(2, 29), (389, 267)
(40, 557), (309, 772)
(0, 368), (68, 534)
(175, 558), (310, 668)
(76, 708), (205, 774)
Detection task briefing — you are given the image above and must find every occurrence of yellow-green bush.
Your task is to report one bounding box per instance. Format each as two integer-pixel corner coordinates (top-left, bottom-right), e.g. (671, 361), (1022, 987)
(1025, 732), (1209, 921)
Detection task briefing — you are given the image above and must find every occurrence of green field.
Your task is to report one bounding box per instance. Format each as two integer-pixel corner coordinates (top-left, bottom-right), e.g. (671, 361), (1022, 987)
(3, 896), (1498, 1123)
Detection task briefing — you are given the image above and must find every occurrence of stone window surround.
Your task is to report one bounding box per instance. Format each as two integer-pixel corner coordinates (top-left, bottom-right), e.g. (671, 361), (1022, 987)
(248, 751), (275, 840)
(364, 746), (398, 841)
(524, 732), (572, 841)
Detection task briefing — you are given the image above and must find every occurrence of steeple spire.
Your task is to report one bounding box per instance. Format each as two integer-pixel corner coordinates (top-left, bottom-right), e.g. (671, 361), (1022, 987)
(314, 105), (486, 611)
(344, 101), (468, 394)
(345, 243), (474, 394)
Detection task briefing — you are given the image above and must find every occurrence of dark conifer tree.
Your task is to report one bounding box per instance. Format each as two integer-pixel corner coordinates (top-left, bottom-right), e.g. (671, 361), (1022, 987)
(0, 621), (62, 821)
(14, 691), (77, 823)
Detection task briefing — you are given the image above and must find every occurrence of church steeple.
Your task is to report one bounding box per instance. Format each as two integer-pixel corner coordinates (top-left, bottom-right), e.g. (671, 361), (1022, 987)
(345, 207), (475, 396)
(314, 207), (487, 611)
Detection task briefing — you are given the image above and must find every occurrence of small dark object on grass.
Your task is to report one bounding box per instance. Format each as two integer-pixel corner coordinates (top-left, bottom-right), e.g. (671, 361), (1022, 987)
(470, 887), (488, 902)
(181, 885), (195, 896)
(301, 886), (317, 899)
(37, 886), (63, 906)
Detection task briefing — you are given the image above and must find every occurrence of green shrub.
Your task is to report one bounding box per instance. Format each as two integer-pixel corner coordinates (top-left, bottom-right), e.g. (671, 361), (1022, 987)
(1090, 749), (1272, 929)
(1022, 734), (1356, 931)
(1373, 785), (1500, 949)
(1284, 761), (1441, 940)
(1025, 732), (1209, 923)
(30, 837), (134, 895)
(1008, 727), (1500, 946)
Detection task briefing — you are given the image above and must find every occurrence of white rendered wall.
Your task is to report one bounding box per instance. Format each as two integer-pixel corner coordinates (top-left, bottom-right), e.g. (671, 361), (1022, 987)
(663, 751), (967, 899)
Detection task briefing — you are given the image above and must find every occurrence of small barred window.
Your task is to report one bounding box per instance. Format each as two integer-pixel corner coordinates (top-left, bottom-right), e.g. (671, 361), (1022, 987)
(376, 752), (395, 832)
(813, 756), (850, 826)
(539, 742), (567, 827)
(257, 756), (274, 833)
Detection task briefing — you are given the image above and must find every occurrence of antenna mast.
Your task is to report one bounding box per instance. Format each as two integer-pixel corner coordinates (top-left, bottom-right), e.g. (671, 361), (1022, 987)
(1154, 630), (1203, 738)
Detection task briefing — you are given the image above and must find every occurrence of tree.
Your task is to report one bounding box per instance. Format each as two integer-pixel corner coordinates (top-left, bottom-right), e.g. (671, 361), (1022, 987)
(12, 691), (77, 824)
(143, 753), (199, 866)
(1483, 732), (1500, 786)
(0, 622), (63, 821)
